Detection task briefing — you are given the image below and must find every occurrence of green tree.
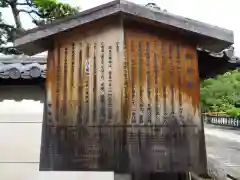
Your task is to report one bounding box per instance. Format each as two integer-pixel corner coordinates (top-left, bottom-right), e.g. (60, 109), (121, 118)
(201, 69), (240, 117)
(0, 0), (79, 55)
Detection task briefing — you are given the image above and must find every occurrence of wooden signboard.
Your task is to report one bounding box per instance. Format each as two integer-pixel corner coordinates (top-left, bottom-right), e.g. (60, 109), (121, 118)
(39, 21), (206, 174)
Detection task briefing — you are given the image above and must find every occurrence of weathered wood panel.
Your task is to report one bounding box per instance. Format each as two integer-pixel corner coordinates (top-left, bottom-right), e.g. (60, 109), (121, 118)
(40, 21), (206, 174)
(124, 29), (201, 125)
(40, 22), (127, 171)
(123, 27), (205, 174)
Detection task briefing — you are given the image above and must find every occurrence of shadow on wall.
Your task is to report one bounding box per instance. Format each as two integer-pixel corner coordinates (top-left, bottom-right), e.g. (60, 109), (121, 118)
(0, 85), (45, 103)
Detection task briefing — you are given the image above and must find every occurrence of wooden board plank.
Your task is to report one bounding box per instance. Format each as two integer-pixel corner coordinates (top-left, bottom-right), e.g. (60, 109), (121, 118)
(40, 22), (206, 174)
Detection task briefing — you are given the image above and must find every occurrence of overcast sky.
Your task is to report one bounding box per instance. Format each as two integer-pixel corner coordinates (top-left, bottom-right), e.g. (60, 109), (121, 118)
(1, 0), (239, 56)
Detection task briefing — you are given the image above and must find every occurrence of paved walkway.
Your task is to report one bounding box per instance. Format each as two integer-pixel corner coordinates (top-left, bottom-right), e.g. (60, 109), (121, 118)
(205, 124), (240, 179)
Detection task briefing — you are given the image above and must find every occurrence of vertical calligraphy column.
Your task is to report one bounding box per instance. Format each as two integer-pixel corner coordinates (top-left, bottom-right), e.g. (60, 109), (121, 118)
(55, 45), (61, 123)
(70, 43), (76, 125)
(146, 42), (152, 124)
(62, 48), (68, 125)
(77, 42), (83, 124)
(72, 42), (80, 126)
(108, 46), (113, 124)
(88, 42), (94, 125)
(177, 44), (183, 124)
(131, 40), (137, 124)
(149, 40), (156, 124)
(127, 40), (132, 125)
(154, 41), (161, 124)
(141, 40), (147, 124)
(81, 43), (88, 124)
(115, 41), (122, 124)
(125, 38), (132, 124)
(172, 44), (180, 123)
(123, 42), (129, 124)
(85, 44), (90, 124)
(93, 42), (97, 124)
(162, 41), (168, 124)
(169, 44), (175, 119)
(45, 49), (54, 125)
(100, 42), (105, 124)
(55, 45), (63, 167)
(138, 41), (144, 124)
(66, 44), (72, 125)
(184, 45), (196, 125)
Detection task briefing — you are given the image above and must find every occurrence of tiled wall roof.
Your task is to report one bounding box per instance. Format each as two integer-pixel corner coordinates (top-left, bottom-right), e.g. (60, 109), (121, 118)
(198, 46), (240, 66)
(197, 46), (235, 59)
(0, 56), (46, 79)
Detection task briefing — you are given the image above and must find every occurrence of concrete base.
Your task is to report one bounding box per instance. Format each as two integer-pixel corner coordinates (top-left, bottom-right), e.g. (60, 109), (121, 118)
(114, 174), (132, 180)
(114, 173), (190, 180)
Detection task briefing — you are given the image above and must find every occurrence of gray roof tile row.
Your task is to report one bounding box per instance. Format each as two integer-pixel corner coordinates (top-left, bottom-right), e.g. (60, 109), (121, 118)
(0, 56), (46, 79)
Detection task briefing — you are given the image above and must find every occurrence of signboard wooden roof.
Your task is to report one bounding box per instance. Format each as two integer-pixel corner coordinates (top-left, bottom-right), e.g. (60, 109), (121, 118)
(14, 0), (234, 55)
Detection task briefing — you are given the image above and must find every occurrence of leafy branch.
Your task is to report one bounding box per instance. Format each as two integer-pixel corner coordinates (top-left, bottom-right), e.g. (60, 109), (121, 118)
(0, 0), (80, 55)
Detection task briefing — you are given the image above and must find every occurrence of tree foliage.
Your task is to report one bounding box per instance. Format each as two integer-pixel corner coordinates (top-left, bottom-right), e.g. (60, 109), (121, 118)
(0, 0), (79, 55)
(31, 0), (80, 25)
(201, 69), (240, 117)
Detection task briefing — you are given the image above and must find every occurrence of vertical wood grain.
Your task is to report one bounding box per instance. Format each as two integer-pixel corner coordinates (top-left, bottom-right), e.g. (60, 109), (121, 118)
(46, 24), (124, 126)
(42, 19), (206, 174)
(124, 28), (201, 126)
(47, 27), (201, 127)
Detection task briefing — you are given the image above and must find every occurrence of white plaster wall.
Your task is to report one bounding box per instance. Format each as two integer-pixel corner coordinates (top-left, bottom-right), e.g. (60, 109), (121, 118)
(0, 85), (113, 180)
